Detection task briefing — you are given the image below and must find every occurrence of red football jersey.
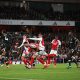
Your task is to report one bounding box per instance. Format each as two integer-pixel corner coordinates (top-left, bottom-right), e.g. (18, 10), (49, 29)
(51, 39), (61, 50)
(23, 47), (31, 54)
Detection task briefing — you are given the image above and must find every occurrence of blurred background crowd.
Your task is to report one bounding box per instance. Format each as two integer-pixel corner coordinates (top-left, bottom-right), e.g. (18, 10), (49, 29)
(0, 2), (80, 21)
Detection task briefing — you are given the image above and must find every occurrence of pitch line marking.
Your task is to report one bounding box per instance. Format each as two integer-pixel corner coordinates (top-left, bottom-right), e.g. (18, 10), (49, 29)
(0, 71), (77, 76)
(0, 77), (40, 80)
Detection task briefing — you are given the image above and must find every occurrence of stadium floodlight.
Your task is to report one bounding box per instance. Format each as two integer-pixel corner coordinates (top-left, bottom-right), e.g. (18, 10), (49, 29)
(20, 0), (26, 7)
(23, 0), (26, 4)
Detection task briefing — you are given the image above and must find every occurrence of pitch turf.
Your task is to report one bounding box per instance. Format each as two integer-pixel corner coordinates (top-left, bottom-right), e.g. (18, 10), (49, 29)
(0, 64), (80, 80)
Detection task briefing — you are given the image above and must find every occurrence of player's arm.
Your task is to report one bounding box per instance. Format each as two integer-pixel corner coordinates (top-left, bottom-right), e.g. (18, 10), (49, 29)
(18, 39), (26, 48)
(28, 38), (42, 41)
(51, 40), (54, 44)
(58, 40), (61, 48)
(74, 37), (79, 49)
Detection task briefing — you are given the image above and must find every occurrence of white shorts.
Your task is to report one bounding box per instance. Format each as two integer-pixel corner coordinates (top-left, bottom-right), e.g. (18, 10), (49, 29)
(50, 50), (58, 56)
(39, 50), (47, 55)
(33, 50), (47, 57)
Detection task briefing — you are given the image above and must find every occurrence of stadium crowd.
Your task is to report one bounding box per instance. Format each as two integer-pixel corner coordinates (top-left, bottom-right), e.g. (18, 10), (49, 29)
(0, 6), (80, 20)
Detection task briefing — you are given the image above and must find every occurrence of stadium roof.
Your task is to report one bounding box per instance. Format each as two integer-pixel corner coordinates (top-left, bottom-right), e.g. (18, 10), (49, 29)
(1, 0), (80, 3)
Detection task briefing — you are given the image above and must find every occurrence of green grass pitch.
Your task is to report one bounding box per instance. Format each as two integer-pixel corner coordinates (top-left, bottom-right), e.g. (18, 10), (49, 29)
(0, 64), (80, 80)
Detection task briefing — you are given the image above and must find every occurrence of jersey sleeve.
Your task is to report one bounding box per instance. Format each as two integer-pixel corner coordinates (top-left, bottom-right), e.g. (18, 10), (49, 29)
(58, 40), (61, 46)
(28, 47), (31, 52)
(18, 39), (26, 48)
(51, 40), (54, 44)
(28, 38), (42, 41)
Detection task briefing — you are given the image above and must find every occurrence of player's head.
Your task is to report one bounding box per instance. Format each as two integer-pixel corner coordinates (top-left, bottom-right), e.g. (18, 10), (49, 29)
(68, 31), (73, 37)
(24, 42), (29, 47)
(23, 34), (27, 39)
(55, 35), (58, 40)
(15, 42), (19, 46)
(14, 45), (18, 48)
(38, 33), (42, 38)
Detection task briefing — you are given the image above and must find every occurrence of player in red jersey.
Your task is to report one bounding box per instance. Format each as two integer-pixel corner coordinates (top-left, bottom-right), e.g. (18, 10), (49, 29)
(48, 36), (61, 67)
(21, 42), (32, 69)
(28, 34), (48, 68)
(19, 34), (47, 69)
(18, 35), (32, 68)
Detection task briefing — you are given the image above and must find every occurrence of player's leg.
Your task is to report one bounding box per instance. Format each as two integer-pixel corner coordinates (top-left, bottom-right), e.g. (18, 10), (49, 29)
(67, 50), (72, 69)
(37, 56), (48, 69)
(29, 52), (45, 66)
(73, 59), (79, 68)
(53, 50), (57, 67)
(48, 50), (57, 66)
(37, 51), (45, 64)
(28, 53), (36, 69)
(37, 56), (45, 64)
(21, 53), (30, 68)
(1, 56), (5, 67)
(53, 57), (57, 68)
(29, 55), (35, 65)
(37, 51), (48, 68)
(67, 55), (72, 69)
(78, 58), (80, 68)
(29, 51), (45, 66)
(31, 59), (36, 69)
(5, 57), (9, 68)
(22, 57), (29, 65)
(67, 60), (72, 69)
(0, 55), (2, 66)
(42, 54), (49, 69)
(29, 48), (38, 66)
(13, 52), (18, 64)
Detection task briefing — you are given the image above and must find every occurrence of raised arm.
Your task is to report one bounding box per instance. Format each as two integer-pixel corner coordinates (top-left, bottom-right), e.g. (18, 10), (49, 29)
(18, 39), (26, 48)
(28, 38), (42, 41)
(18, 35), (29, 48)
